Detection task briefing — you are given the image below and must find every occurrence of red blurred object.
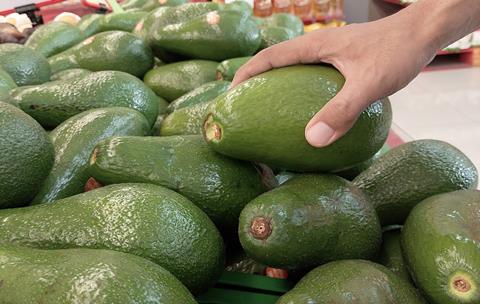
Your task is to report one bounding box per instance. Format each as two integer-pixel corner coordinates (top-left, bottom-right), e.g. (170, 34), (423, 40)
(273, 0), (292, 13)
(84, 177), (104, 192)
(293, 0), (313, 24)
(265, 267), (289, 279)
(254, 0), (273, 17)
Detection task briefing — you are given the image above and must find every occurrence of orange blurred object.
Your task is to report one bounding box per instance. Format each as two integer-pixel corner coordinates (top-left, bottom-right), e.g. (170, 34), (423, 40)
(293, 0), (313, 24)
(254, 0), (273, 17)
(312, 0), (330, 23)
(273, 0), (292, 13)
(265, 267), (289, 279)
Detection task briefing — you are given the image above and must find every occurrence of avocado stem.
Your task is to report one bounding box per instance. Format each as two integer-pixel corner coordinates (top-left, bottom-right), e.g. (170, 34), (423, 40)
(250, 217), (272, 240)
(453, 277), (471, 293)
(204, 114), (222, 142)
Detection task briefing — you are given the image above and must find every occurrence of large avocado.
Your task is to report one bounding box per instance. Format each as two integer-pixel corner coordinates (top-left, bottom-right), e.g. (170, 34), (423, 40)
(204, 65), (392, 172)
(239, 174), (381, 270)
(353, 139), (478, 225)
(0, 183), (224, 294)
(402, 190), (480, 304)
(0, 246), (196, 303)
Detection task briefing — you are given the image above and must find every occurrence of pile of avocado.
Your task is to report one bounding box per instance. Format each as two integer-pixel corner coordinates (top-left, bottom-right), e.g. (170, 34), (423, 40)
(0, 1), (478, 303)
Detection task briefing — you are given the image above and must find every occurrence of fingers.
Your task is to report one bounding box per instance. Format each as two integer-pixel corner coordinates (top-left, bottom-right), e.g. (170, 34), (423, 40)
(305, 80), (371, 148)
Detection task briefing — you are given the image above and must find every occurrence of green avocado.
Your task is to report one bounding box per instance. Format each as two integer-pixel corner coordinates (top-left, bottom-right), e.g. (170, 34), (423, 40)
(239, 174), (381, 270)
(335, 149), (382, 181)
(402, 190), (480, 304)
(25, 21), (84, 58)
(151, 113), (167, 135)
(0, 183), (224, 294)
(89, 135), (271, 229)
(13, 70), (159, 128)
(223, 1), (253, 14)
(50, 68), (91, 81)
(167, 80), (230, 113)
(262, 13), (304, 36)
(216, 56), (251, 81)
(258, 27), (296, 50)
(31, 108), (149, 204)
(77, 14), (103, 37)
(204, 65), (392, 172)
(377, 226), (411, 282)
(0, 246), (196, 303)
(150, 10), (261, 61)
(353, 139), (478, 225)
(0, 68), (16, 91)
(277, 260), (426, 304)
(144, 60), (218, 101)
(0, 43), (51, 86)
(122, 0), (150, 10)
(160, 100), (214, 135)
(101, 11), (148, 32)
(48, 31), (153, 77)
(140, 0), (188, 11)
(0, 102), (54, 208)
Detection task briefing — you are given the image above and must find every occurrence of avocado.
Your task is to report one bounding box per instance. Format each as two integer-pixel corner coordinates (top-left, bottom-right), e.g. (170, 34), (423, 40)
(48, 31), (153, 77)
(335, 149), (382, 181)
(167, 80), (230, 113)
(216, 56), (251, 81)
(0, 246), (196, 303)
(239, 174), (381, 270)
(0, 102), (54, 208)
(353, 139), (478, 225)
(259, 27), (296, 50)
(277, 260), (426, 304)
(140, 0), (188, 11)
(150, 10), (261, 61)
(0, 183), (224, 294)
(31, 108), (149, 203)
(160, 100), (214, 135)
(0, 68), (16, 91)
(377, 226), (411, 282)
(144, 60), (218, 101)
(25, 21), (84, 58)
(77, 14), (103, 37)
(101, 11), (148, 32)
(204, 65), (392, 172)
(89, 135), (271, 229)
(0, 43), (51, 86)
(275, 170), (297, 185)
(122, 0), (150, 10)
(402, 190), (480, 304)
(151, 113), (167, 136)
(223, 0), (253, 14)
(262, 13), (304, 36)
(13, 70), (159, 128)
(50, 68), (91, 81)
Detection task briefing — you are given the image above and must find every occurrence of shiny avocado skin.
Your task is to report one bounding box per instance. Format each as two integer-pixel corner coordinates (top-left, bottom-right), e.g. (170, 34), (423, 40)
(50, 68), (91, 81)
(258, 27), (296, 50)
(77, 14), (103, 37)
(277, 260), (426, 304)
(0, 102), (54, 208)
(353, 139), (478, 225)
(205, 65), (392, 172)
(0, 183), (225, 294)
(262, 13), (304, 36)
(101, 11), (148, 32)
(0, 43), (51, 86)
(167, 80), (230, 113)
(0, 246), (197, 304)
(238, 174), (382, 270)
(402, 190), (480, 304)
(150, 10), (261, 61)
(48, 31), (153, 77)
(13, 70), (159, 128)
(25, 22), (84, 58)
(0, 68), (16, 91)
(143, 60), (218, 101)
(31, 108), (149, 204)
(216, 56), (251, 81)
(377, 226), (411, 282)
(89, 135), (270, 229)
(160, 100), (214, 136)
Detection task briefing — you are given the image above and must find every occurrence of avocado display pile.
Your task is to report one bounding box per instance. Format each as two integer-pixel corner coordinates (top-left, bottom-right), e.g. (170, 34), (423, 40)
(0, 2), (478, 303)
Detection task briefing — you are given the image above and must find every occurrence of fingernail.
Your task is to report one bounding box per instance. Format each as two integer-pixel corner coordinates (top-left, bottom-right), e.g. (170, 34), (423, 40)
(306, 122), (335, 147)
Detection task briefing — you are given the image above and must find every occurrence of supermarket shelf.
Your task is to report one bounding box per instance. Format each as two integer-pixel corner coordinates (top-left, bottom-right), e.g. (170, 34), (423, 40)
(0, 0), (64, 16)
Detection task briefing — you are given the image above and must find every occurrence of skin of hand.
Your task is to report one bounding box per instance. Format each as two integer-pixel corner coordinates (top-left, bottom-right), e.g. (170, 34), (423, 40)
(231, 0), (480, 148)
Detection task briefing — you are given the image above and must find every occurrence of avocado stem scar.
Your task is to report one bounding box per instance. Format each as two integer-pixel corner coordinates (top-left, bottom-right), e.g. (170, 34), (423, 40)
(204, 114), (222, 142)
(250, 217), (272, 240)
(453, 277), (471, 293)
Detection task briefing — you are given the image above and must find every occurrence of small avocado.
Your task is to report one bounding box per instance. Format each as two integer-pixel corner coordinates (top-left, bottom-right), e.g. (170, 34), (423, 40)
(216, 56), (251, 81)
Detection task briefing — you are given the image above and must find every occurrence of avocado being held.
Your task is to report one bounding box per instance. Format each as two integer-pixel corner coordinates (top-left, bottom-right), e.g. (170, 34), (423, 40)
(353, 139), (478, 225)
(48, 31), (153, 77)
(0, 183), (224, 294)
(0, 43), (51, 86)
(0, 246), (196, 304)
(239, 174), (381, 270)
(31, 108), (149, 203)
(0, 102), (54, 208)
(277, 260), (426, 304)
(204, 65), (392, 172)
(402, 190), (480, 304)
(161, 100), (214, 135)
(13, 70), (159, 128)
(167, 80), (230, 113)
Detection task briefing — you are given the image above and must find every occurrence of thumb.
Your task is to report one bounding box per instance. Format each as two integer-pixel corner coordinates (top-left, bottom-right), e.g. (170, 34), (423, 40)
(305, 81), (371, 148)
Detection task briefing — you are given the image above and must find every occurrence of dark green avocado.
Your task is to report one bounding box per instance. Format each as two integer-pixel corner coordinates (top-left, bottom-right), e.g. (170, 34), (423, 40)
(377, 225), (411, 282)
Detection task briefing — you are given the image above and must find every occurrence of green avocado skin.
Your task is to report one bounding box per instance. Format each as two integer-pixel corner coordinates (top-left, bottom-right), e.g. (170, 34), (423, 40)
(353, 139), (478, 226)
(101, 11), (148, 32)
(89, 135), (269, 229)
(13, 70), (159, 128)
(258, 27), (296, 50)
(161, 99), (214, 135)
(167, 80), (230, 113)
(48, 31), (153, 77)
(402, 190), (480, 304)
(0, 43), (51, 86)
(25, 22), (84, 58)
(262, 13), (304, 36)
(150, 10), (260, 61)
(0, 102), (54, 208)
(377, 226), (411, 282)
(277, 260), (426, 304)
(77, 14), (103, 37)
(0, 183), (224, 294)
(205, 65), (392, 172)
(144, 60), (218, 101)
(141, 0), (188, 11)
(216, 56), (251, 81)
(335, 150), (382, 181)
(50, 68), (91, 81)
(239, 174), (381, 270)
(0, 246), (197, 304)
(31, 108), (149, 204)
(0, 68), (16, 91)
